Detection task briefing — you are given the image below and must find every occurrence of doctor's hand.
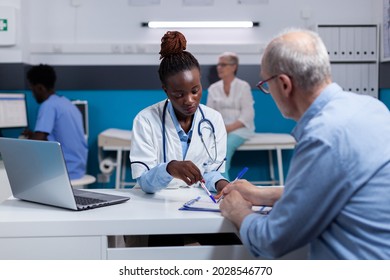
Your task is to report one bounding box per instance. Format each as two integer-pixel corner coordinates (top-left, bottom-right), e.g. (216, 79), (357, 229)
(166, 160), (202, 186)
(220, 190), (253, 229)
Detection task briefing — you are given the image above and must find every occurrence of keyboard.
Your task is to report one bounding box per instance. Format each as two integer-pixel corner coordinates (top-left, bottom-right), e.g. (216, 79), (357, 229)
(75, 195), (106, 205)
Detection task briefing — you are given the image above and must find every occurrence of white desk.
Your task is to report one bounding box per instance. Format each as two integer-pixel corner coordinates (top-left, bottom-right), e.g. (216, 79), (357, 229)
(0, 188), (307, 260)
(0, 188), (246, 260)
(98, 129), (296, 189)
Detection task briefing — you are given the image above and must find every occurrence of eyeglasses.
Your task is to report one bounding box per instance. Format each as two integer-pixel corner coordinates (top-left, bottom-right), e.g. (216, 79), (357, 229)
(217, 63), (235, 67)
(256, 75), (277, 94)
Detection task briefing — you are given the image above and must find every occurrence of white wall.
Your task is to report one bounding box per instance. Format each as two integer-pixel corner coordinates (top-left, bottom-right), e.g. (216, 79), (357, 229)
(0, 0), (23, 62)
(0, 0), (383, 65)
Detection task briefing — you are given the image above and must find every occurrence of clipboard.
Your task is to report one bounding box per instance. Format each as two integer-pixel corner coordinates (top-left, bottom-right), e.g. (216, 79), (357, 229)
(179, 196), (220, 212)
(179, 196), (272, 214)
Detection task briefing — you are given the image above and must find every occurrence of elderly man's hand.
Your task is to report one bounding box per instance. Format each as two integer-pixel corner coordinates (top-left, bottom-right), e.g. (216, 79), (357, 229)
(220, 190), (254, 229)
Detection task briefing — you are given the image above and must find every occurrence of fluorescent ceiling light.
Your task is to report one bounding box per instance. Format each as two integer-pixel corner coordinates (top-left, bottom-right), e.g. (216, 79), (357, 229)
(182, 0), (214, 6)
(142, 21), (259, 28)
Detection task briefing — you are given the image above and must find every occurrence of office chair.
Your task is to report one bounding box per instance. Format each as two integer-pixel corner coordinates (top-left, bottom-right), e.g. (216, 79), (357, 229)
(71, 100), (96, 188)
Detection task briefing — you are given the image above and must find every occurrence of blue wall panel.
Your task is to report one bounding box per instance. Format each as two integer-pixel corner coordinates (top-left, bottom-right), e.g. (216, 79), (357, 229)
(3, 89), (294, 188)
(1, 61), (389, 188)
(6, 88), (389, 188)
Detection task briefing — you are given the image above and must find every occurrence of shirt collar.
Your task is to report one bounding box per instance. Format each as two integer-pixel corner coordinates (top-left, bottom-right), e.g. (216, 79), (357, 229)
(292, 83), (343, 140)
(167, 101), (196, 141)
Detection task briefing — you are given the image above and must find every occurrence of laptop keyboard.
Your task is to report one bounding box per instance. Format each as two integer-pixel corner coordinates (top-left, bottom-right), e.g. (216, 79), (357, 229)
(75, 195), (106, 205)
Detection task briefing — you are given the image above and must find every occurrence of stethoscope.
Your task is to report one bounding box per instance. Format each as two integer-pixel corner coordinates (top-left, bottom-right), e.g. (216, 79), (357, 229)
(162, 99), (221, 168)
(131, 100), (223, 172)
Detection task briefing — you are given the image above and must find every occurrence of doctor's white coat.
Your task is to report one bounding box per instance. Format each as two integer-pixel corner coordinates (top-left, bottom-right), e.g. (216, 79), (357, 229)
(130, 100), (227, 189)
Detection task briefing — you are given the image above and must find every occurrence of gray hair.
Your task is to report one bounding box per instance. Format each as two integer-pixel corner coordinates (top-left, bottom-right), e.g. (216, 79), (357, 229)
(262, 28), (331, 91)
(219, 52), (239, 65)
(219, 52), (239, 74)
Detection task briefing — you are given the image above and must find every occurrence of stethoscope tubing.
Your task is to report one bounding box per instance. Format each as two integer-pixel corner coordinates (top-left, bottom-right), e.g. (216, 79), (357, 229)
(162, 99), (216, 163)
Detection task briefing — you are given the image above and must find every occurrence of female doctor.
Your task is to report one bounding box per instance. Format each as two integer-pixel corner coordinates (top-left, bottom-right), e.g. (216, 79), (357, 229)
(130, 31), (229, 194)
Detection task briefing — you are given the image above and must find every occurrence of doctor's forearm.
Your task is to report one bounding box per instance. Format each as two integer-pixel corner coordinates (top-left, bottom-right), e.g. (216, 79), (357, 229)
(137, 163), (173, 193)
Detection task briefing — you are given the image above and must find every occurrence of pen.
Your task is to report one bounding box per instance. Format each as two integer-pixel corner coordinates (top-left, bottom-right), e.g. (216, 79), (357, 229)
(184, 196), (201, 207)
(233, 167), (249, 182)
(217, 166), (249, 203)
(200, 179), (217, 204)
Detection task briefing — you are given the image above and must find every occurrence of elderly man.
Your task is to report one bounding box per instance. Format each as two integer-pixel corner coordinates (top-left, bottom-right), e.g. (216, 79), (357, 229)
(219, 28), (390, 260)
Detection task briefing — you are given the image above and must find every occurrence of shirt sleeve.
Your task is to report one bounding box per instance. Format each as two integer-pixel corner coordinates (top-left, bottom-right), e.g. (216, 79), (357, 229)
(35, 102), (56, 134)
(203, 171), (226, 193)
(136, 163), (173, 193)
(239, 136), (353, 258)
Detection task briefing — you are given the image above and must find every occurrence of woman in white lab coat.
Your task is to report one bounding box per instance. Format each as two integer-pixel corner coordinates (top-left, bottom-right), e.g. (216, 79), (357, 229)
(130, 31), (229, 195)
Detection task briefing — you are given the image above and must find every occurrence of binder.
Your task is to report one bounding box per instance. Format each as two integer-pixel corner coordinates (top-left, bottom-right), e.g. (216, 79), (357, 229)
(354, 27), (363, 61)
(368, 63), (378, 98)
(360, 64), (370, 95)
(353, 64), (362, 94)
(339, 27), (349, 60)
(346, 27), (356, 60)
(361, 27), (370, 61)
(367, 26), (377, 61)
(320, 24), (378, 98)
(345, 64), (355, 92)
(330, 27), (340, 61)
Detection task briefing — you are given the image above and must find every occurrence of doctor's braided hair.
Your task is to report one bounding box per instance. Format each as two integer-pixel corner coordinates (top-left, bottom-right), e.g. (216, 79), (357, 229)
(158, 31), (200, 86)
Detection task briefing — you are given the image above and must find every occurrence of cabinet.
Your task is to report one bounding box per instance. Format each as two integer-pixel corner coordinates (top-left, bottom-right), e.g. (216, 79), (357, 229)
(0, 236), (104, 260)
(317, 25), (379, 98)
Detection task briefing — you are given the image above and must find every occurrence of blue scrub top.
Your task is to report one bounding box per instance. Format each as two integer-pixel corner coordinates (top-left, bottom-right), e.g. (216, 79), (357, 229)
(35, 94), (88, 180)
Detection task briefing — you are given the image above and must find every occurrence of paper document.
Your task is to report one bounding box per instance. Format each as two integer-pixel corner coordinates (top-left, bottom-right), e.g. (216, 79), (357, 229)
(179, 196), (272, 214)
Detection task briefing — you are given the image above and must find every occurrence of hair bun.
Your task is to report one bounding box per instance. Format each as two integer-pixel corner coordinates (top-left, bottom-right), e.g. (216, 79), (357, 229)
(159, 31), (187, 59)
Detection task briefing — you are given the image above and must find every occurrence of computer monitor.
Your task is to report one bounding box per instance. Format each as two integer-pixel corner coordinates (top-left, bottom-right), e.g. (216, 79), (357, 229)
(0, 93), (28, 129)
(71, 100), (89, 140)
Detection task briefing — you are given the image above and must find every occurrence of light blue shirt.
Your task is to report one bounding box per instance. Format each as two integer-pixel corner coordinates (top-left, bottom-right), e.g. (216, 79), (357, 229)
(168, 102), (194, 159)
(240, 83), (390, 259)
(137, 102), (226, 193)
(35, 94), (88, 180)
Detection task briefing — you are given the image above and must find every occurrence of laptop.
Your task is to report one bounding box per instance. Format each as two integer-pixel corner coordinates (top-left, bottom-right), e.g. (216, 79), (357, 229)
(0, 137), (130, 210)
